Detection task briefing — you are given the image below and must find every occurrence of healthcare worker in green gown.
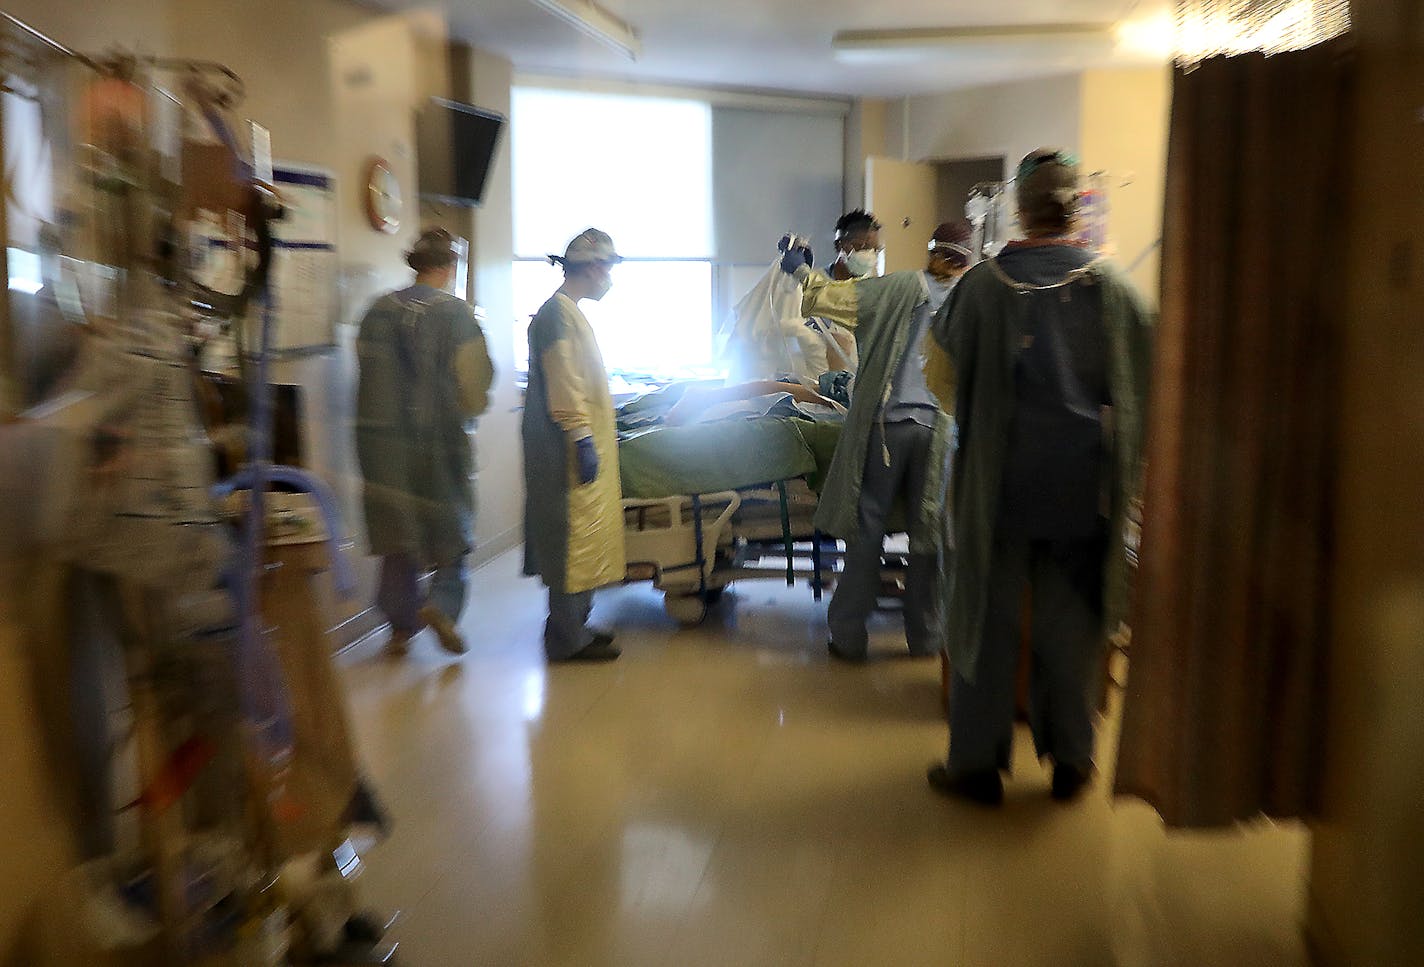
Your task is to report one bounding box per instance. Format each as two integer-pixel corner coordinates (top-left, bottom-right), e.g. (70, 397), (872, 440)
(356, 228), (495, 657)
(926, 149), (1154, 807)
(779, 221), (968, 661)
(522, 229), (626, 663)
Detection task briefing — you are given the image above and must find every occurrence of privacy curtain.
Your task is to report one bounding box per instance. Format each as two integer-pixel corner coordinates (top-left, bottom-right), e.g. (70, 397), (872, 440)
(1113, 43), (1354, 828)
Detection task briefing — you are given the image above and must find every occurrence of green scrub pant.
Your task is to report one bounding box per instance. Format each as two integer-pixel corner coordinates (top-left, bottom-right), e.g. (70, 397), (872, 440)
(376, 552), (467, 635)
(947, 535), (1105, 775)
(545, 588), (595, 661)
(827, 420), (943, 658)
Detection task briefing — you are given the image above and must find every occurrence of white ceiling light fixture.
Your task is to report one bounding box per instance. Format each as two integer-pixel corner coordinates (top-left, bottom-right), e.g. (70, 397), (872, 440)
(1114, 10), (1177, 61)
(528, 0), (642, 60)
(1174, 0), (1350, 67)
(832, 23), (1117, 63)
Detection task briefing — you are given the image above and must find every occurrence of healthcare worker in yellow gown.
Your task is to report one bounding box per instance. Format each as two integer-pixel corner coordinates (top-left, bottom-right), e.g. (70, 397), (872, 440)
(522, 229), (626, 663)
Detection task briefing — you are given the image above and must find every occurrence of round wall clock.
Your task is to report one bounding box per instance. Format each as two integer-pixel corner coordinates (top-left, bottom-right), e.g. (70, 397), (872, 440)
(364, 157), (401, 234)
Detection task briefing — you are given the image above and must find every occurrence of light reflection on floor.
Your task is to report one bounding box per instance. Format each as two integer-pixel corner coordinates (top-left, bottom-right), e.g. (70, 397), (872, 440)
(338, 549), (1309, 967)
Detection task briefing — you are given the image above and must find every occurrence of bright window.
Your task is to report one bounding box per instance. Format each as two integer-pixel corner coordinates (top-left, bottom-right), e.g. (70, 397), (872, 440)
(511, 87), (718, 377)
(512, 260), (713, 375)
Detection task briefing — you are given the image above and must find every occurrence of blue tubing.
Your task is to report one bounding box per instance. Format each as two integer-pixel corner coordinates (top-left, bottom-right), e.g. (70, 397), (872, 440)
(212, 464), (356, 598)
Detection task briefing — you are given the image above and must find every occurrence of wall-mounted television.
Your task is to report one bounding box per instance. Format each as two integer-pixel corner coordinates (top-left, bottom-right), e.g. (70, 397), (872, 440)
(416, 96), (506, 207)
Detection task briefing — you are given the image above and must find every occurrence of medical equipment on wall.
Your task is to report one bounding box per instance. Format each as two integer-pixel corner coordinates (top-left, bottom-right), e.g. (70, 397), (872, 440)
(965, 181), (1015, 259)
(965, 170), (1120, 258)
(1075, 170), (1112, 253)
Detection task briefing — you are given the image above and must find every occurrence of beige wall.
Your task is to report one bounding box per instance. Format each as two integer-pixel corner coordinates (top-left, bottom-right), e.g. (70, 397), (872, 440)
(325, 10), (422, 311)
(1078, 67), (1172, 301)
(174, 0), (372, 170)
(1308, 2), (1424, 964)
(901, 75), (1084, 175)
(465, 50), (523, 562)
(1, 0), (173, 54)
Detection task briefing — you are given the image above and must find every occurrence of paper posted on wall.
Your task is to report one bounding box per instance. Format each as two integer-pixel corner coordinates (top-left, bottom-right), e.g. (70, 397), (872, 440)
(270, 164), (339, 352)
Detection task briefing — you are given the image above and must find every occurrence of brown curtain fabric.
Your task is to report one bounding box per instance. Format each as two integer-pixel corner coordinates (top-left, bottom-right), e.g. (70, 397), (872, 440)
(1113, 44), (1354, 828)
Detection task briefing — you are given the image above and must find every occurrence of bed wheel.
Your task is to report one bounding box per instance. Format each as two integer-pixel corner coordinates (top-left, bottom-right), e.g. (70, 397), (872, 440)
(664, 592), (709, 626)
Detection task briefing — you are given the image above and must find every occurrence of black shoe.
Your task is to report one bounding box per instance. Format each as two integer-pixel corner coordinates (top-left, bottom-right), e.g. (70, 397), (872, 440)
(827, 639), (867, 664)
(555, 639), (621, 663)
(926, 764), (1004, 807)
(1051, 763), (1092, 801)
(343, 912), (387, 945)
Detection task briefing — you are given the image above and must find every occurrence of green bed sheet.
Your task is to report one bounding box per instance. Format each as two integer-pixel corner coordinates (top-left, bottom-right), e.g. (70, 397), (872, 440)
(618, 417), (842, 499)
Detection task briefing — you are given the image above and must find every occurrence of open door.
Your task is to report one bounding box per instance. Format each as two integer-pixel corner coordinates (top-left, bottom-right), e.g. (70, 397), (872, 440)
(865, 156), (937, 274)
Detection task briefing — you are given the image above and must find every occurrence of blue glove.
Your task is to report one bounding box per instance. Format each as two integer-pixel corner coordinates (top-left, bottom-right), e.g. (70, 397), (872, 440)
(574, 435), (599, 485)
(779, 243), (813, 275)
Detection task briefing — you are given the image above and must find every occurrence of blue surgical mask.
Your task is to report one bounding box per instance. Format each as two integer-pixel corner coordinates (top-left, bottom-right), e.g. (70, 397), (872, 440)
(845, 249), (879, 278)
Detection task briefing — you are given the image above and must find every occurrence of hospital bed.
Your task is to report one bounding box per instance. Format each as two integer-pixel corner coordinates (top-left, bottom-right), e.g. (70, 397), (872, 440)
(618, 415), (843, 624)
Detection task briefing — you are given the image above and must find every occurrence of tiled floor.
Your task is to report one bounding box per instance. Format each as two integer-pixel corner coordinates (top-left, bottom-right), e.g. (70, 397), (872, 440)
(339, 550), (1311, 967)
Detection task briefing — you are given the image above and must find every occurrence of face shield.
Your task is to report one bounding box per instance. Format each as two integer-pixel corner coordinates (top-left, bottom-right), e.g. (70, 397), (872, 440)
(928, 238), (973, 268)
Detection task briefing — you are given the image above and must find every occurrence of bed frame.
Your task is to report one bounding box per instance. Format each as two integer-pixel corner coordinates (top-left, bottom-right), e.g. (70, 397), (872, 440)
(621, 479), (842, 625)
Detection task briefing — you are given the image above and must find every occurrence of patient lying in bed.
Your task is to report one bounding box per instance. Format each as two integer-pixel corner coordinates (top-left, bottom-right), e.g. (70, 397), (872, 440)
(615, 379), (845, 499)
(662, 380), (843, 426)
